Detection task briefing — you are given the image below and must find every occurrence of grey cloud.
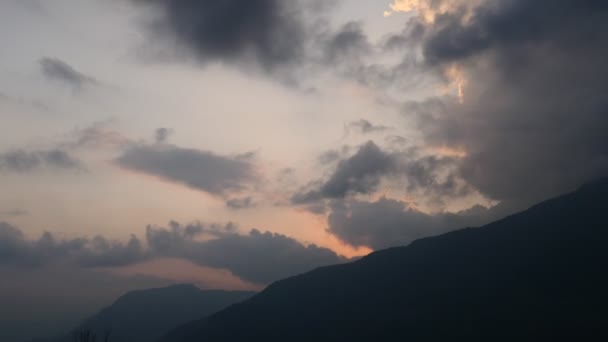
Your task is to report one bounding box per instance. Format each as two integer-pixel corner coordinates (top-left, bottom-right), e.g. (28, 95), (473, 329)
(146, 221), (347, 284)
(0, 149), (82, 172)
(133, 0), (309, 73)
(39, 57), (98, 89)
(1, 220), (346, 285)
(397, 0), (608, 206)
(0, 222), (145, 268)
(226, 197), (256, 210)
(323, 21), (371, 64)
(347, 119), (390, 134)
(317, 146), (350, 166)
(327, 198), (499, 250)
(115, 144), (256, 196)
(292, 141), (467, 207)
(130, 0), (385, 86)
(292, 141), (394, 204)
(319, 141), (393, 198)
(155, 127), (172, 144)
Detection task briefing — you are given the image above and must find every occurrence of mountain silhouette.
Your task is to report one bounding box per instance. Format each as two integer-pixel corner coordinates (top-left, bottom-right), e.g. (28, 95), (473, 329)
(49, 285), (254, 342)
(161, 178), (608, 341)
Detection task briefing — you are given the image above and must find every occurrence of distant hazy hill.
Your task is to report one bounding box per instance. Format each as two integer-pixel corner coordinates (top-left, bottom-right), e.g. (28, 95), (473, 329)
(161, 179), (608, 341)
(51, 284), (254, 342)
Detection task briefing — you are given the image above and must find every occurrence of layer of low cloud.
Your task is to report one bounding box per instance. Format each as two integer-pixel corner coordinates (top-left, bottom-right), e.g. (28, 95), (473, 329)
(0, 222), (144, 268)
(327, 197), (499, 250)
(0, 221), (347, 285)
(146, 221), (347, 284)
(115, 144), (257, 196)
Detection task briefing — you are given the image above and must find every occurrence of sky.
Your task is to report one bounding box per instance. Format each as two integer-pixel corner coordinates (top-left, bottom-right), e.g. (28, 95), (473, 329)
(1, 0), (608, 340)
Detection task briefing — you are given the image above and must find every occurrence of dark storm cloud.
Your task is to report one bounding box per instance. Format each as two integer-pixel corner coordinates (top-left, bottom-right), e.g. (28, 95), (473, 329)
(0, 149), (82, 172)
(327, 198), (498, 250)
(39, 57), (98, 89)
(130, 0), (384, 84)
(133, 0), (309, 72)
(115, 144), (256, 196)
(292, 141), (467, 207)
(292, 141), (394, 204)
(146, 221), (347, 284)
(396, 0), (608, 207)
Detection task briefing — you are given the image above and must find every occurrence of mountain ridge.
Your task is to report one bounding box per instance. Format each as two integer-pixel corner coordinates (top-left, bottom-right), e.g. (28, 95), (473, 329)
(160, 178), (608, 341)
(44, 285), (255, 342)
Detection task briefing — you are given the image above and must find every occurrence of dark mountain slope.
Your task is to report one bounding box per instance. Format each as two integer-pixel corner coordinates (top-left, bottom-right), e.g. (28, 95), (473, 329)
(162, 179), (608, 341)
(59, 285), (254, 342)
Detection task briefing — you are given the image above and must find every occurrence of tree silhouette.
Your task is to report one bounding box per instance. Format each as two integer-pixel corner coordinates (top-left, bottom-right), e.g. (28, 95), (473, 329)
(73, 329), (111, 342)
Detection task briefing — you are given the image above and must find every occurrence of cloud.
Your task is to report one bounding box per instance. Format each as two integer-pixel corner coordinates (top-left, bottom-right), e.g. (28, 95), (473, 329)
(146, 221), (347, 284)
(0, 221), (347, 285)
(115, 144), (257, 196)
(323, 21), (371, 64)
(347, 119), (390, 134)
(39, 57), (98, 89)
(129, 0), (387, 86)
(327, 197), (497, 249)
(155, 127), (172, 144)
(391, 0), (608, 207)
(292, 141), (467, 207)
(132, 0), (311, 73)
(226, 197), (257, 210)
(0, 222), (145, 268)
(292, 141), (394, 204)
(0, 149), (82, 173)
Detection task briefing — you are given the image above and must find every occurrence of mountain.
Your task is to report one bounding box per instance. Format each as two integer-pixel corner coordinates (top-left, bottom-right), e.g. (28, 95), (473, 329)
(161, 179), (608, 341)
(52, 285), (254, 342)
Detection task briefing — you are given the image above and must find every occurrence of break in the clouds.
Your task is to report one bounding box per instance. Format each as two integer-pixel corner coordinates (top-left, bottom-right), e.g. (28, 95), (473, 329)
(39, 57), (98, 90)
(115, 144), (257, 196)
(0, 149), (81, 172)
(394, 0), (608, 207)
(0, 221), (346, 285)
